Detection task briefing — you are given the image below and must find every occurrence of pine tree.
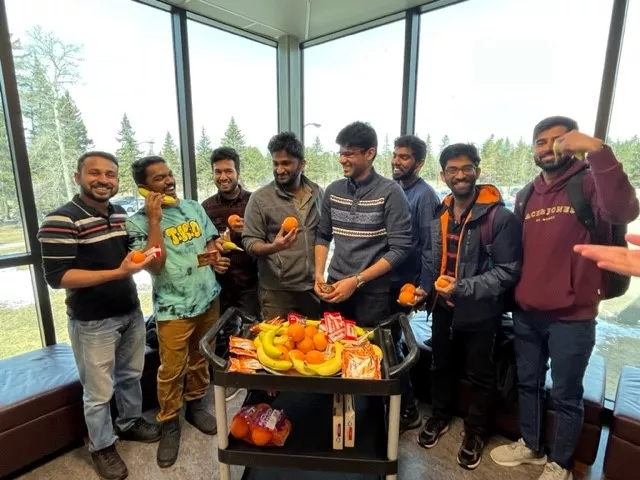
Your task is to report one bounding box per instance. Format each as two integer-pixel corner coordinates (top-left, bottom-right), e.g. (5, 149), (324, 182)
(420, 134), (438, 183)
(115, 114), (141, 198)
(439, 134), (450, 155)
(220, 117), (246, 154)
(376, 133), (393, 178)
(242, 146), (268, 189)
(304, 136), (325, 185)
(195, 127), (214, 197)
(159, 132), (181, 190)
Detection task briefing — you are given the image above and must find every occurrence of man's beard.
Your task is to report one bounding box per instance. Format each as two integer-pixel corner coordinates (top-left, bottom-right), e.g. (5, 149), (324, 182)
(81, 184), (114, 203)
(534, 154), (572, 172)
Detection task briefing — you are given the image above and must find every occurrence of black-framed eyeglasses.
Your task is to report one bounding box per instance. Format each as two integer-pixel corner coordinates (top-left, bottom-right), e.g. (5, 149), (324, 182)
(338, 148), (366, 159)
(444, 165), (476, 176)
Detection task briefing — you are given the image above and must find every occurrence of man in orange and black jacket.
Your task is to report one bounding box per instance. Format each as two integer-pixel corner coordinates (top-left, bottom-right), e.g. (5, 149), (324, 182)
(413, 143), (521, 470)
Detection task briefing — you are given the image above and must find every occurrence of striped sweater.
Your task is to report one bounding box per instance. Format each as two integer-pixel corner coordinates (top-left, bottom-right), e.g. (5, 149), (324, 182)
(315, 169), (412, 292)
(37, 195), (139, 321)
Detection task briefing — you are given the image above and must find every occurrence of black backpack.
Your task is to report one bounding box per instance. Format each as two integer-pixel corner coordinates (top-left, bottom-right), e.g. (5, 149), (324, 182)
(515, 169), (630, 300)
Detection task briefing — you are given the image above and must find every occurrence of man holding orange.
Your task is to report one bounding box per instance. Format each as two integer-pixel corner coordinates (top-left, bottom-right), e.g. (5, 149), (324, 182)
(242, 132), (323, 319)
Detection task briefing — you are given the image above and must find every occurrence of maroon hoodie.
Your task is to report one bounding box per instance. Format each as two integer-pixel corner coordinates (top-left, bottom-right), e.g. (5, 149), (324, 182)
(515, 146), (639, 320)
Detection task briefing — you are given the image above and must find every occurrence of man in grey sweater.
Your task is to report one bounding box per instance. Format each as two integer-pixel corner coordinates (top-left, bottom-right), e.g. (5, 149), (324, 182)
(314, 121), (412, 326)
(243, 132), (323, 319)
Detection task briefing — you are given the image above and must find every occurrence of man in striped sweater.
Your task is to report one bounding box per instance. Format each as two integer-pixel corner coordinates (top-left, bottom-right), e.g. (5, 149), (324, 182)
(38, 152), (161, 480)
(314, 121), (412, 324)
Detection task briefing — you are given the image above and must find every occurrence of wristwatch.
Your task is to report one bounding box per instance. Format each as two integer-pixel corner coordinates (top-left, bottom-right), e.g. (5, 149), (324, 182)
(355, 274), (366, 289)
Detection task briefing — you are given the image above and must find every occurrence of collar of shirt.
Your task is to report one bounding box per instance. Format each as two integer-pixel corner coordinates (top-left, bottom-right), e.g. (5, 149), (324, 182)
(72, 194), (115, 219)
(447, 188), (479, 224)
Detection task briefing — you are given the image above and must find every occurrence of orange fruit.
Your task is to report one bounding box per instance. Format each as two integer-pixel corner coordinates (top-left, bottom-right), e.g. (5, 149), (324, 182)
(289, 349), (305, 361)
(305, 350), (325, 364)
(131, 250), (146, 264)
(312, 332), (328, 351)
(228, 214), (241, 227)
(435, 276), (451, 288)
(398, 290), (416, 306)
(282, 216), (299, 233)
(288, 323), (305, 342)
(275, 344), (290, 361)
(230, 416), (250, 439)
(400, 283), (416, 293)
(296, 337), (315, 354)
(285, 339), (295, 351)
(250, 426), (272, 446)
(305, 325), (318, 338)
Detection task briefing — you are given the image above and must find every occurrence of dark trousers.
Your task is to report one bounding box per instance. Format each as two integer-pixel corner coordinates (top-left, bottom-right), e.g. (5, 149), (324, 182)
(325, 289), (390, 327)
(215, 286), (261, 358)
(259, 288), (322, 320)
(431, 306), (497, 437)
(514, 310), (595, 470)
(389, 286), (417, 411)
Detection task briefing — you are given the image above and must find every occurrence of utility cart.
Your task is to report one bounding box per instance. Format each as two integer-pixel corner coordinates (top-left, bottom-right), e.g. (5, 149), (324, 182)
(200, 308), (419, 480)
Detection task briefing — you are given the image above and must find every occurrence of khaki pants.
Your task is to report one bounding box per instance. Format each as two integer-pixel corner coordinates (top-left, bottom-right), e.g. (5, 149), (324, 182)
(156, 298), (220, 422)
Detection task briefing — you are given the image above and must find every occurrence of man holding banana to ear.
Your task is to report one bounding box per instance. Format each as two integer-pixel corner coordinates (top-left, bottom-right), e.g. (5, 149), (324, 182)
(126, 155), (228, 469)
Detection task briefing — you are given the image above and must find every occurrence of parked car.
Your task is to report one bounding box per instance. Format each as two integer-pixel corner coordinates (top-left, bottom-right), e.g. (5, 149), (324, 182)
(111, 197), (143, 214)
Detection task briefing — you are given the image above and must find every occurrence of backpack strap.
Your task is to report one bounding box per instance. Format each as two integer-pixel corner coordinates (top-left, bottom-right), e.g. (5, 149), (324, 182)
(480, 205), (498, 248)
(515, 182), (534, 221)
(566, 170), (598, 239)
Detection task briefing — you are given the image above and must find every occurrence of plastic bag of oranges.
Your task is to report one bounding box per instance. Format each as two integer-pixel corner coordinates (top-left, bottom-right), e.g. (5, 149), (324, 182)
(230, 403), (292, 447)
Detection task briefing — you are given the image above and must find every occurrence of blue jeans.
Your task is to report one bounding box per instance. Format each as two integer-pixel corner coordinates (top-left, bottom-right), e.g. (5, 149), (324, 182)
(514, 310), (595, 469)
(68, 309), (145, 452)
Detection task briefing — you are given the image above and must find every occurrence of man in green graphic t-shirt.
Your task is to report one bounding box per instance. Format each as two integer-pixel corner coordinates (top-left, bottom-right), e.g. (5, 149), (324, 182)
(126, 155), (227, 469)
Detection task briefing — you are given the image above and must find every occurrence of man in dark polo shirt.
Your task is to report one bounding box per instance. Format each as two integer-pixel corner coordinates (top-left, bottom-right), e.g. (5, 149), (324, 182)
(38, 151), (161, 480)
(201, 146), (259, 322)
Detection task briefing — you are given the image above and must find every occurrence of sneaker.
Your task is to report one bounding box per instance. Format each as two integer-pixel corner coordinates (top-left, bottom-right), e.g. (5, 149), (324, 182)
(417, 417), (450, 449)
(538, 462), (573, 480)
(225, 387), (241, 402)
(157, 417), (180, 468)
(185, 397), (217, 435)
(490, 438), (547, 467)
(91, 444), (128, 480)
(399, 405), (422, 433)
(423, 337), (433, 348)
(117, 418), (162, 443)
(457, 432), (484, 470)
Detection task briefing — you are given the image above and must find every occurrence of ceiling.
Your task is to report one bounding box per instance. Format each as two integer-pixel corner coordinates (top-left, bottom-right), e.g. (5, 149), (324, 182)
(162, 0), (432, 41)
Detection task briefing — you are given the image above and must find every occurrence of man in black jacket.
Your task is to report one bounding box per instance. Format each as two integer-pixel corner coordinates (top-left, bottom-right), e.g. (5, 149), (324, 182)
(413, 143), (521, 470)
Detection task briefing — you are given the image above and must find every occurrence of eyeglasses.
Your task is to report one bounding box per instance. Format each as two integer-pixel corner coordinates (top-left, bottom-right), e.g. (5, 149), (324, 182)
(444, 165), (476, 176)
(338, 149), (366, 159)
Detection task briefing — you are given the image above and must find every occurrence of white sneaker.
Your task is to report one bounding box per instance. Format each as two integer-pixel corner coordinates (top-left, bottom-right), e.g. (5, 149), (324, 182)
(490, 438), (548, 467)
(538, 462), (573, 480)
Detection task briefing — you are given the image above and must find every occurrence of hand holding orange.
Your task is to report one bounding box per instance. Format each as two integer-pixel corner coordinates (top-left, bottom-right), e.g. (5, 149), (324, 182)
(435, 276), (452, 289)
(397, 289), (417, 306)
(131, 250), (147, 264)
(282, 216), (298, 233)
(228, 214), (242, 228)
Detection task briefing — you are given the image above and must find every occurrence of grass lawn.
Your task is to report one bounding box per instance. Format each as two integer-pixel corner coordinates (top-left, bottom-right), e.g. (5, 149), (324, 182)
(0, 224), (26, 256)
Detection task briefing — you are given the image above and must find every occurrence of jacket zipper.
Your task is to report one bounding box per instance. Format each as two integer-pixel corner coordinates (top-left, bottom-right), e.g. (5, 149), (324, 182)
(449, 214), (469, 339)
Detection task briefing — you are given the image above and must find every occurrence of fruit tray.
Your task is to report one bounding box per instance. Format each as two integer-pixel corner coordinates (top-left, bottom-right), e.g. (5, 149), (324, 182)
(199, 308), (420, 397)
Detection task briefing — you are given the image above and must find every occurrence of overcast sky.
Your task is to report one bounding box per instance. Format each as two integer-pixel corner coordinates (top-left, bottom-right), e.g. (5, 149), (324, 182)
(5, 0), (639, 156)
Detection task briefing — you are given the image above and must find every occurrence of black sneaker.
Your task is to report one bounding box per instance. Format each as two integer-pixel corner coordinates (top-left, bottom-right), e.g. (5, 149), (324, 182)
(91, 444), (128, 480)
(417, 417), (450, 449)
(185, 397), (217, 435)
(400, 405), (422, 433)
(157, 418), (180, 468)
(457, 432), (485, 470)
(117, 418), (162, 443)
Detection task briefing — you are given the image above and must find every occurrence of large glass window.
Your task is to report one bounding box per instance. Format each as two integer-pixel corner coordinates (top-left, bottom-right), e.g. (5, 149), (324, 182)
(599, 0), (640, 398)
(6, 0), (179, 342)
(188, 20), (278, 198)
(303, 21), (406, 187)
(415, 0), (612, 196)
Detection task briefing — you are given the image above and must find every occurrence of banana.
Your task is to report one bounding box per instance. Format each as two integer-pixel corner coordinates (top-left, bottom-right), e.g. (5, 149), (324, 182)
(553, 140), (585, 161)
(257, 346), (292, 371)
(372, 344), (383, 359)
(137, 186), (178, 205)
(306, 342), (344, 376)
(222, 241), (244, 251)
(262, 328), (286, 360)
(353, 325), (374, 340)
(273, 335), (289, 346)
(253, 336), (263, 350)
(258, 322), (281, 332)
(306, 320), (321, 327)
(291, 356), (317, 376)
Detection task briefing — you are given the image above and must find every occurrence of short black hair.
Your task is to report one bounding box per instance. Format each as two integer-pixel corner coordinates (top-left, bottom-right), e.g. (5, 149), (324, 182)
(77, 151), (118, 172)
(394, 135), (426, 162)
(335, 121), (378, 156)
(439, 143), (481, 170)
(267, 132), (304, 161)
(132, 155), (166, 186)
(533, 116), (579, 141)
(210, 147), (240, 173)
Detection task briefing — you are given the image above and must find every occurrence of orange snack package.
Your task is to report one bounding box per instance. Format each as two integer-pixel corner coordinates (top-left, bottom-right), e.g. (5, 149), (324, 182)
(229, 347), (257, 359)
(230, 403), (292, 447)
(228, 357), (262, 373)
(229, 337), (256, 352)
(342, 345), (381, 380)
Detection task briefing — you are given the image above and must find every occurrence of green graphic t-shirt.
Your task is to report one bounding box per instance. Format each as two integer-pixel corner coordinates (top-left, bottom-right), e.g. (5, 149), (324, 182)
(126, 199), (221, 321)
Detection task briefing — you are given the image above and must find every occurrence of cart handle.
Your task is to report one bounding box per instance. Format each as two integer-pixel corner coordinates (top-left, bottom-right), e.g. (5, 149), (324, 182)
(199, 307), (247, 370)
(388, 313), (420, 378)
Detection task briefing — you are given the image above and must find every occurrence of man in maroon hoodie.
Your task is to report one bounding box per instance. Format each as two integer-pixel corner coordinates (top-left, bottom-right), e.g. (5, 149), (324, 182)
(490, 116), (639, 480)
